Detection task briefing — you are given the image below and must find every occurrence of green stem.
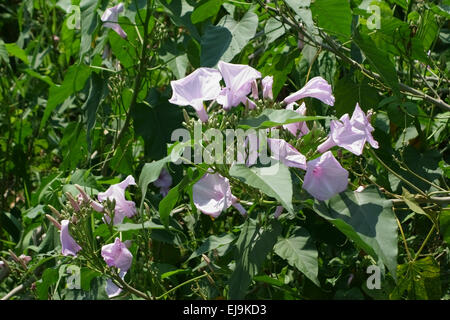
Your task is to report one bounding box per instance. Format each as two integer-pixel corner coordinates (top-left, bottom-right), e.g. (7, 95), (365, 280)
(155, 273), (210, 300)
(101, 0), (155, 175)
(367, 148), (426, 196)
(113, 272), (153, 300)
(395, 216), (412, 261)
(413, 224), (436, 262)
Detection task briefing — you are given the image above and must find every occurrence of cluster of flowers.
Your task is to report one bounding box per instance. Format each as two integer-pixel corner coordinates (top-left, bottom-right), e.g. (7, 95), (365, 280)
(97, 2), (379, 214)
(46, 178), (138, 297)
(168, 61), (379, 218)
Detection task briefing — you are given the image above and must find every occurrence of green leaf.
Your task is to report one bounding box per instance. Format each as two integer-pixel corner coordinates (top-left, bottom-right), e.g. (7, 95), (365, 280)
(440, 210), (450, 245)
(80, 268), (101, 291)
(200, 25), (232, 67)
(431, 4), (450, 19)
(238, 108), (329, 129)
(274, 227), (319, 286)
(24, 205), (45, 220)
(24, 69), (54, 86)
(313, 186), (398, 279)
(131, 92), (183, 160)
(417, 10), (439, 51)
(5, 43), (29, 64)
(228, 218), (282, 299)
(139, 156), (172, 208)
(161, 268), (191, 279)
(253, 275), (286, 287)
(40, 64), (91, 130)
(191, 0), (223, 24)
(160, 0), (201, 41)
(217, 10), (258, 62)
(390, 257), (441, 300)
(284, 1), (314, 29)
(230, 161), (294, 214)
(401, 188), (436, 226)
(264, 18), (286, 45)
(167, 53), (189, 79)
(0, 39), (8, 63)
(159, 165), (206, 227)
(188, 233), (236, 260)
(79, 0), (99, 57)
(108, 25), (137, 70)
(0, 212), (22, 242)
(311, 0), (352, 42)
(334, 75), (380, 117)
(36, 268), (58, 300)
(83, 73), (107, 151)
(115, 220), (173, 232)
(353, 31), (400, 96)
(285, 0), (311, 13)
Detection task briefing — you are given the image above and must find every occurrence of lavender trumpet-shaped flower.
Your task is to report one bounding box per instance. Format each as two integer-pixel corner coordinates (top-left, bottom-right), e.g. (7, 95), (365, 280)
(101, 238), (133, 271)
(274, 206), (284, 219)
(101, 238), (133, 298)
(75, 184), (104, 213)
(169, 68), (222, 122)
(267, 138), (307, 170)
(262, 76), (273, 100)
(98, 175), (137, 225)
(101, 3), (127, 39)
(283, 102), (310, 138)
(317, 103), (378, 156)
(153, 168), (172, 197)
(193, 172), (246, 218)
(216, 61), (261, 110)
(302, 151), (349, 201)
(19, 254), (32, 265)
(283, 76), (335, 106)
(60, 220), (82, 257)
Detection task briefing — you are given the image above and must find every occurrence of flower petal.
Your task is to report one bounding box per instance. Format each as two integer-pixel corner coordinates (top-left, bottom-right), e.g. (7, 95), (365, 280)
(217, 61), (261, 109)
(169, 68), (222, 121)
(283, 76), (335, 106)
(267, 138), (307, 170)
(302, 151), (348, 201)
(60, 220), (82, 257)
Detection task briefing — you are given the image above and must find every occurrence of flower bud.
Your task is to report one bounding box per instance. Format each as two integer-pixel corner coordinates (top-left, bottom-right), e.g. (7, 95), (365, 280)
(45, 214), (62, 230)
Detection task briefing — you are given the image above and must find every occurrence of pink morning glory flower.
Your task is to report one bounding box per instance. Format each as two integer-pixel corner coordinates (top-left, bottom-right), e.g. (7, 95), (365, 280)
(105, 271), (127, 298)
(75, 184), (105, 212)
(216, 61), (261, 110)
(317, 103), (379, 156)
(283, 76), (335, 106)
(101, 3), (127, 39)
(262, 76), (273, 99)
(267, 138), (307, 170)
(101, 238), (133, 298)
(153, 168), (172, 197)
(283, 102), (310, 138)
(19, 254), (32, 265)
(60, 220), (82, 257)
(98, 175), (137, 225)
(169, 68), (222, 122)
(193, 172), (246, 218)
(101, 237), (133, 271)
(274, 206), (284, 219)
(302, 151), (349, 201)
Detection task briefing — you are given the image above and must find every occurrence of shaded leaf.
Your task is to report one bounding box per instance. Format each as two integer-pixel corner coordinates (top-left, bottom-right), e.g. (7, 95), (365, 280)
(230, 161), (294, 214)
(274, 227), (319, 286)
(238, 108), (329, 129)
(228, 218), (282, 299)
(313, 186), (398, 279)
